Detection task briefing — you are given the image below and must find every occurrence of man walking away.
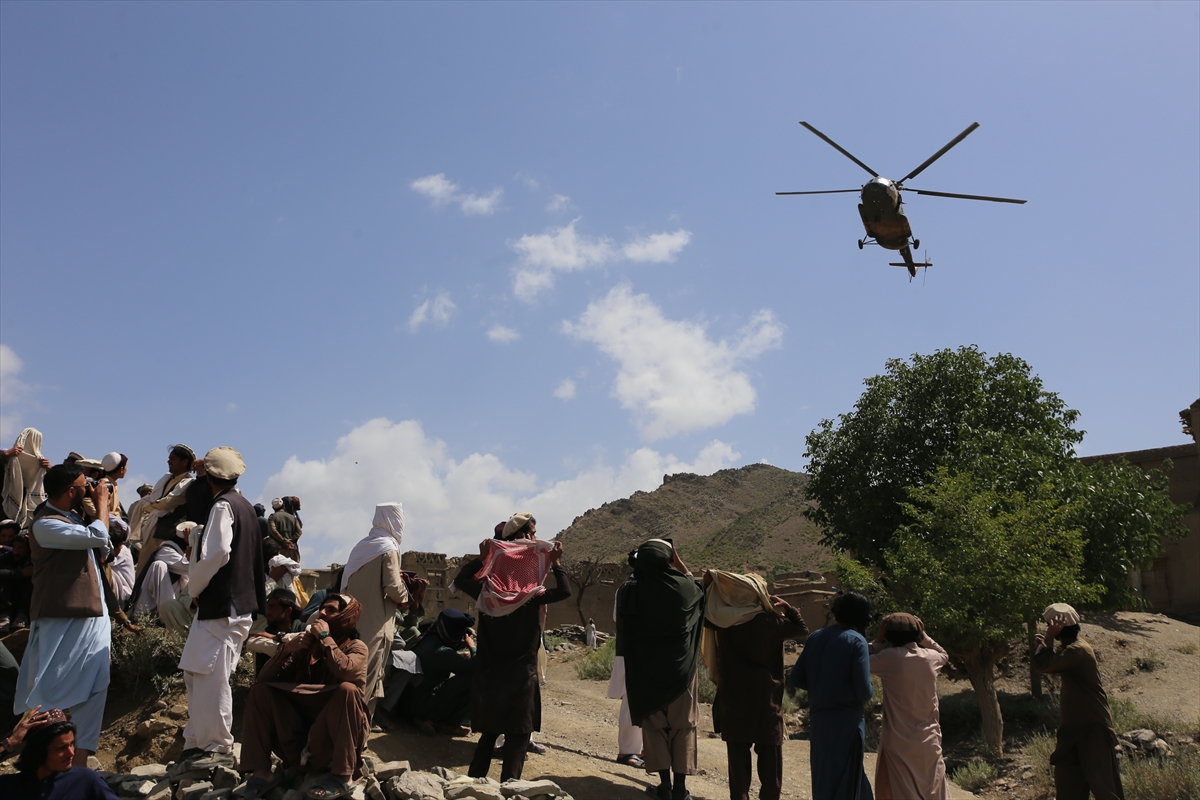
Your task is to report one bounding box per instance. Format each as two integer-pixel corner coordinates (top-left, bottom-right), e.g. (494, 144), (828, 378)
(703, 570), (807, 800)
(1032, 603), (1124, 800)
(618, 539), (706, 800)
(789, 591), (874, 800)
(15, 464), (112, 767)
(867, 614), (952, 800)
(178, 447), (265, 768)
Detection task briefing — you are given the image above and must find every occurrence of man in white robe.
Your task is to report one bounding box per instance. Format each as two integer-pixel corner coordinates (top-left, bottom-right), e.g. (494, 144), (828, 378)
(135, 445), (194, 573)
(132, 527), (189, 620)
(1, 428), (50, 530)
(178, 446), (265, 768)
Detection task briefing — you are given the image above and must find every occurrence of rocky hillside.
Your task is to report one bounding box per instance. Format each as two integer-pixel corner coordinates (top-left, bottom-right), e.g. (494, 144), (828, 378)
(553, 463), (833, 574)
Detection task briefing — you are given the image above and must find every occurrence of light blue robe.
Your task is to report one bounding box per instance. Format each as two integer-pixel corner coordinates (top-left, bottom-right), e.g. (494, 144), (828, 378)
(15, 506), (112, 723)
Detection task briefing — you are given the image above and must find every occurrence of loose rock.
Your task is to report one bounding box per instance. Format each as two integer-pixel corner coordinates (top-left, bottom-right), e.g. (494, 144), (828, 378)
(376, 761), (411, 781)
(387, 771), (445, 800)
(499, 780), (562, 798)
(132, 764), (170, 780)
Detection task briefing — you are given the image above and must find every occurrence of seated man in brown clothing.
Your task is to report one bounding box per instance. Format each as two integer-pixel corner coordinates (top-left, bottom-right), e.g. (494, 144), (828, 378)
(240, 593), (369, 800)
(1032, 603), (1124, 800)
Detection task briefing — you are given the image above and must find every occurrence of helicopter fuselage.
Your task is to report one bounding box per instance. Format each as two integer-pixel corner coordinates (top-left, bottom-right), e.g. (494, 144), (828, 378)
(857, 177), (912, 251)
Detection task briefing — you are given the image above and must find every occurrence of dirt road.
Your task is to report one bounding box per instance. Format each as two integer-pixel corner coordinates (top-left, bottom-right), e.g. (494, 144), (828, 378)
(369, 658), (978, 800)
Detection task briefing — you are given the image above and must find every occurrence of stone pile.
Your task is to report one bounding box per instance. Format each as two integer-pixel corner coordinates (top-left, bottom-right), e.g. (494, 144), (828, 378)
(1116, 728), (1197, 760)
(546, 625), (610, 647)
(95, 754), (573, 800)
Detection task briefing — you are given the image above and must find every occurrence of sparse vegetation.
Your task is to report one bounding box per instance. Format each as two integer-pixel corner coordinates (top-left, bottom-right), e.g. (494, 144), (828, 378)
(544, 634), (569, 651)
(781, 688), (807, 715)
(951, 759), (998, 792)
(573, 636), (615, 681)
(1131, 649), (1163, 673)
(109, 617), (187, 694)
(1173, 641), (1198, 655)
(1123, 750), (1200, 800)
(696, 661), (717, 705)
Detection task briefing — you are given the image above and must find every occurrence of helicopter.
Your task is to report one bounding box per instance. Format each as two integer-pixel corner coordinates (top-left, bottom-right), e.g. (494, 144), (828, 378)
(778, 121), (1026, 279)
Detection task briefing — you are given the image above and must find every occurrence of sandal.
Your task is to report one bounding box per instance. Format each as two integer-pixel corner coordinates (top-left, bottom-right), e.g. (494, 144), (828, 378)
(617, 753), (646, 768)
(306, 773), (353, 799)
(527, 741), (547, 755)
(240, 774), (284, 800)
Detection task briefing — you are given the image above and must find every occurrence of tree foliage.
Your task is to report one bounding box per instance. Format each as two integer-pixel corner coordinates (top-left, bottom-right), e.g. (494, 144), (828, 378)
(888, 468), (1104, 649)
(803, 346), (1082, 564)
(804, 346), (1187, 608)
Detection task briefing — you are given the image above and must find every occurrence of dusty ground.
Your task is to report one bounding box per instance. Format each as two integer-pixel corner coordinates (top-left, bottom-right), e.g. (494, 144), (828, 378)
(368, 657), (975, 800)
(62, 611), (1198, 799)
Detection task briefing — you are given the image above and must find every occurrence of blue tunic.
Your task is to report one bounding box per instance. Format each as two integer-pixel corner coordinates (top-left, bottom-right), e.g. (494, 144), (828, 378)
(790, 624), (874, 800)
(15, 508), (112, 723)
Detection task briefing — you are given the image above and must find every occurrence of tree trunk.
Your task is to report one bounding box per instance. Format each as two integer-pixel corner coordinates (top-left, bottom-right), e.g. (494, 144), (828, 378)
(1027, 620), (1042, 698)
(574, 585), (589, 626)
(962, 643), (1006, 757)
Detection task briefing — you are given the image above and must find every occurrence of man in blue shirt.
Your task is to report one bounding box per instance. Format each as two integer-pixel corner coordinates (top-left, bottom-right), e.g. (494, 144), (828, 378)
(15, 464), (113, 768)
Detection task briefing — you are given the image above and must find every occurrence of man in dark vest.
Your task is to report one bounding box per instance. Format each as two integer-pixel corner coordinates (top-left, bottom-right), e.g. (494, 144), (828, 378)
(178, 446), (265, 768)
(14, 464), (111, 768)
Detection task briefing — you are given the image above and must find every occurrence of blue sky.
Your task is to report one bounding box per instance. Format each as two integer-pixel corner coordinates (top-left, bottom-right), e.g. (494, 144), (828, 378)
(2, 2), (1197, 564)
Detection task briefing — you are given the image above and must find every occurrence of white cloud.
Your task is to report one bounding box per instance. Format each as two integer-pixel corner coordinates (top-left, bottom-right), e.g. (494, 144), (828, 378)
(487, 325), (521, 343)
(410, 173), (504, 216)
(510, 220), (694, 301)
(0, 344), (29, 441)
(460, 189), (504, 216)
(407, 292), (457, 333)
(409, 173), (459, 206)
(623, 229), (692, 263)
(554, 379), (577, 400)
(259, 418), (739, 565)
(546, 194), (572, 213)
(563, 285), (783, 441)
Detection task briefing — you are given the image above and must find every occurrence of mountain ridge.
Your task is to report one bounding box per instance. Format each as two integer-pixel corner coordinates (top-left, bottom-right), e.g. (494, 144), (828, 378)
(553, 462), (834, 574)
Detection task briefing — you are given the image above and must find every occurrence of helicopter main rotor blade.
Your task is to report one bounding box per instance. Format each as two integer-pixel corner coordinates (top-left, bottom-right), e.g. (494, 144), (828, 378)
(799, 122), (878, 178)
(898, 122), (980, 184)
(775, 189), (862, 195)
(902, 187), (1027, 204)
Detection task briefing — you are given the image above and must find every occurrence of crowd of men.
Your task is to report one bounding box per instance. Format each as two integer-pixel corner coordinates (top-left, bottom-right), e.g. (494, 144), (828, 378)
(0, 427), (1126, 800)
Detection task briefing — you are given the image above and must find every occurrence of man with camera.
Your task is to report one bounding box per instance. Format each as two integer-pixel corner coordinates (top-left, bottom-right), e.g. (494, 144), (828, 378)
(15, 463), (114, 769)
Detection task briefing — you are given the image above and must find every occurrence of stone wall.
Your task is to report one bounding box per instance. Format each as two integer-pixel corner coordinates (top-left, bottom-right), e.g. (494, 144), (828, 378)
(1080, 442), (1200, 615)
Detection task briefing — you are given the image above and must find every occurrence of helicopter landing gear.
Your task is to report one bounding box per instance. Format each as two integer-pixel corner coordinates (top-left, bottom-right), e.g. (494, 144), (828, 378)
(912, 239), (920, 250)
(857, 239), (864, 250)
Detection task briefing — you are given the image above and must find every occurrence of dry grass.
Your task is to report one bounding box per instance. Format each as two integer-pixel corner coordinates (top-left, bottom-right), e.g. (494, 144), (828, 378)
(951, 759), (998, 792)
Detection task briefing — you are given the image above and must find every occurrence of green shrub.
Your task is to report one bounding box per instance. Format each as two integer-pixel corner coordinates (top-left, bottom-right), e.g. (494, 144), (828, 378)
(1132, 649), (1163, 673)
(1123, 749), (1200, 800)
(109, 617), (188, 693)
(781, 688), (808, 715)
(950, 759), (998, 793)
(696, 661), (717, 704)
(544, 634), (569, 651)
(574, 637), (616, 681)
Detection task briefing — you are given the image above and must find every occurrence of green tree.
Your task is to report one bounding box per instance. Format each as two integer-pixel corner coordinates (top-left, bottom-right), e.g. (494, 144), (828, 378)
(803, 346), (1082, 564)
(1061, 458), (1188, 608)
(883, 468), (1103, 756)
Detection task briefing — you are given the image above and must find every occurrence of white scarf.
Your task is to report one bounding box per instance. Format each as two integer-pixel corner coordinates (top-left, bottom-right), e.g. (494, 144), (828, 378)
(2, 428), (47, 529)
(342, 502), (404, 584)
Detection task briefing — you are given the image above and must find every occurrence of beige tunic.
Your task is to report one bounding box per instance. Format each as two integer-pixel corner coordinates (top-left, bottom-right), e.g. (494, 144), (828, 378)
(343, 549), (408, 714)
(869, 640), (952, 800)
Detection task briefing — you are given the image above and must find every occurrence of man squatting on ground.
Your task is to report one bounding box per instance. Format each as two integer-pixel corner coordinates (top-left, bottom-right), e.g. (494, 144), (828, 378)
(15, 464), (113, 767)
(178, 446), (266, 766)
(240, 593), (370, 800)
(1032, 603), (1125, 800)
